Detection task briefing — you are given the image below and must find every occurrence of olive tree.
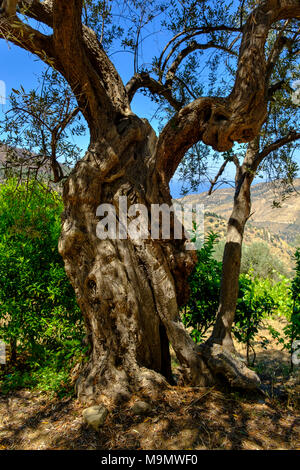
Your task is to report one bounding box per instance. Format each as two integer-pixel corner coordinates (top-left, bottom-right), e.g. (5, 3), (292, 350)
(1, 0), (299, 403)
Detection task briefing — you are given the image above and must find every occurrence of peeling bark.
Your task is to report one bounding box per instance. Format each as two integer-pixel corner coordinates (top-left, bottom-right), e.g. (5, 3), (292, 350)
(58, 118), (214, 401)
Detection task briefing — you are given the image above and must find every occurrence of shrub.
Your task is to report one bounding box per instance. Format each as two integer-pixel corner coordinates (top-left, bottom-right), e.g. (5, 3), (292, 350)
(183, 234), (290, 364)
(0, 179), (85, 394)
(289, 249), (300, 368)
(240, 242), (288, 280)
(269, 249), (300, 370)
(182, 232), (222, 342)
(233, 273), (277, 365)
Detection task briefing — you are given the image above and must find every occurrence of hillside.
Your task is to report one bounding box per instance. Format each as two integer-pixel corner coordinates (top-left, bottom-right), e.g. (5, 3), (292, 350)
(179, 179), (300, 246)
(0, 144), (72, 183)
(204, 212), (294, 273)
(178, 179), (300, 273)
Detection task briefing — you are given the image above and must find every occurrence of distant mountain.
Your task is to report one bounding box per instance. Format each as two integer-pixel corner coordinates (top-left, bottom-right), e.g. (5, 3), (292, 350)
(179, 179), (300, 245)
(0, 144), (71, 184)
(177, 179), (300, 273)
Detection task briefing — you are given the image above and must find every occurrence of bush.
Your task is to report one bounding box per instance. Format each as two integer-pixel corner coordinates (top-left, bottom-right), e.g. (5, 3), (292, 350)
(182, 232), (222, 342)
(183, 233), (291, 362)
(240, 242), (288, 280)
(0, 179), (85, 394)
(289, 249), (300, 368)
(233, 273), (277, 365)
(269, 248), (300, 369)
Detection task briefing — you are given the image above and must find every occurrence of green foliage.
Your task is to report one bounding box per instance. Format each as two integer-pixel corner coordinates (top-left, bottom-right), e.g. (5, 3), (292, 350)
(233, 273), (277, 365)
(291, 249), (300, 316)
(0, 68), (86, 184)
(182, 232), (222, 342)
(262, 275), (293, 318)
(213, 240), (289, 281)
(0, 362), (76, 398)
(184, 233), (293, 364)
(268, 249), (300, 368)
(83, 0), (124, 50)
(0, 179), (85, 394)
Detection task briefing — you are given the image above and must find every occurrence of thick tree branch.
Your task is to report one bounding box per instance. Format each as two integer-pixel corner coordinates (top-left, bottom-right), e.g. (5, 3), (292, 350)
(0, 14), (55, 64)
(125, 72), (182, 111)
(0, 1), (131, 136)
(53, 0), (82, 45)
(155, 97), (223, 182)
(52, 0), (84, 76)
(19, 0), (129, 116)
(155, 0), (300, 183)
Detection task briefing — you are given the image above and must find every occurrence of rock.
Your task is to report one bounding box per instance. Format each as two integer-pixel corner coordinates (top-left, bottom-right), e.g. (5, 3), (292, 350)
(201, 343), (261, 390)
(82, 405), (108, 431)
(131, 401), (152, 416)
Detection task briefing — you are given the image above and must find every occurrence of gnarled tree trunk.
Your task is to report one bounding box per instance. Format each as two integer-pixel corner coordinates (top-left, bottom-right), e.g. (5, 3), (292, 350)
(58, 118), (214, 403)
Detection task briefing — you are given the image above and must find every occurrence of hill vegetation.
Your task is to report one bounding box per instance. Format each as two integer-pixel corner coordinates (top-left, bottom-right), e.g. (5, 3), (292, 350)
(179, 178), (300, 246)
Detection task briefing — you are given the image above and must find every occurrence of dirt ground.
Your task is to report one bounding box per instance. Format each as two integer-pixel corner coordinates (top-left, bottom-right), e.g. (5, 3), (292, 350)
(0, 318), (299, 450)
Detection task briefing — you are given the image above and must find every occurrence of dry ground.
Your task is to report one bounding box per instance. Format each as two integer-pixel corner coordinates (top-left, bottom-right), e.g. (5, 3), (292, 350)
(0, 318), (299, 450)
(0, 384), (299, 450)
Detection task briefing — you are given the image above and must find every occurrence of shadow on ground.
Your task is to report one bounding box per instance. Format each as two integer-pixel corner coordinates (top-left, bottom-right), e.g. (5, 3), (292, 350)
(0, 372), (299, 450)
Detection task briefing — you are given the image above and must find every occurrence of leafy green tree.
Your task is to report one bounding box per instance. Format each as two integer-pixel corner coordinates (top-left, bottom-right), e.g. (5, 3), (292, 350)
(182, 232), (222, 343)
(0, 179), (85, 392)
(240, 242), (288, 280)
(0, 68), (86, 184)
(233, 273), (276, 365)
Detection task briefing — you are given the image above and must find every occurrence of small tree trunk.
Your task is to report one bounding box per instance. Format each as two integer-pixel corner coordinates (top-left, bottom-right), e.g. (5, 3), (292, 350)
(202, 169), (261, 388)
(208, 171), (251, 352)
(203, 141), (262, 389)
